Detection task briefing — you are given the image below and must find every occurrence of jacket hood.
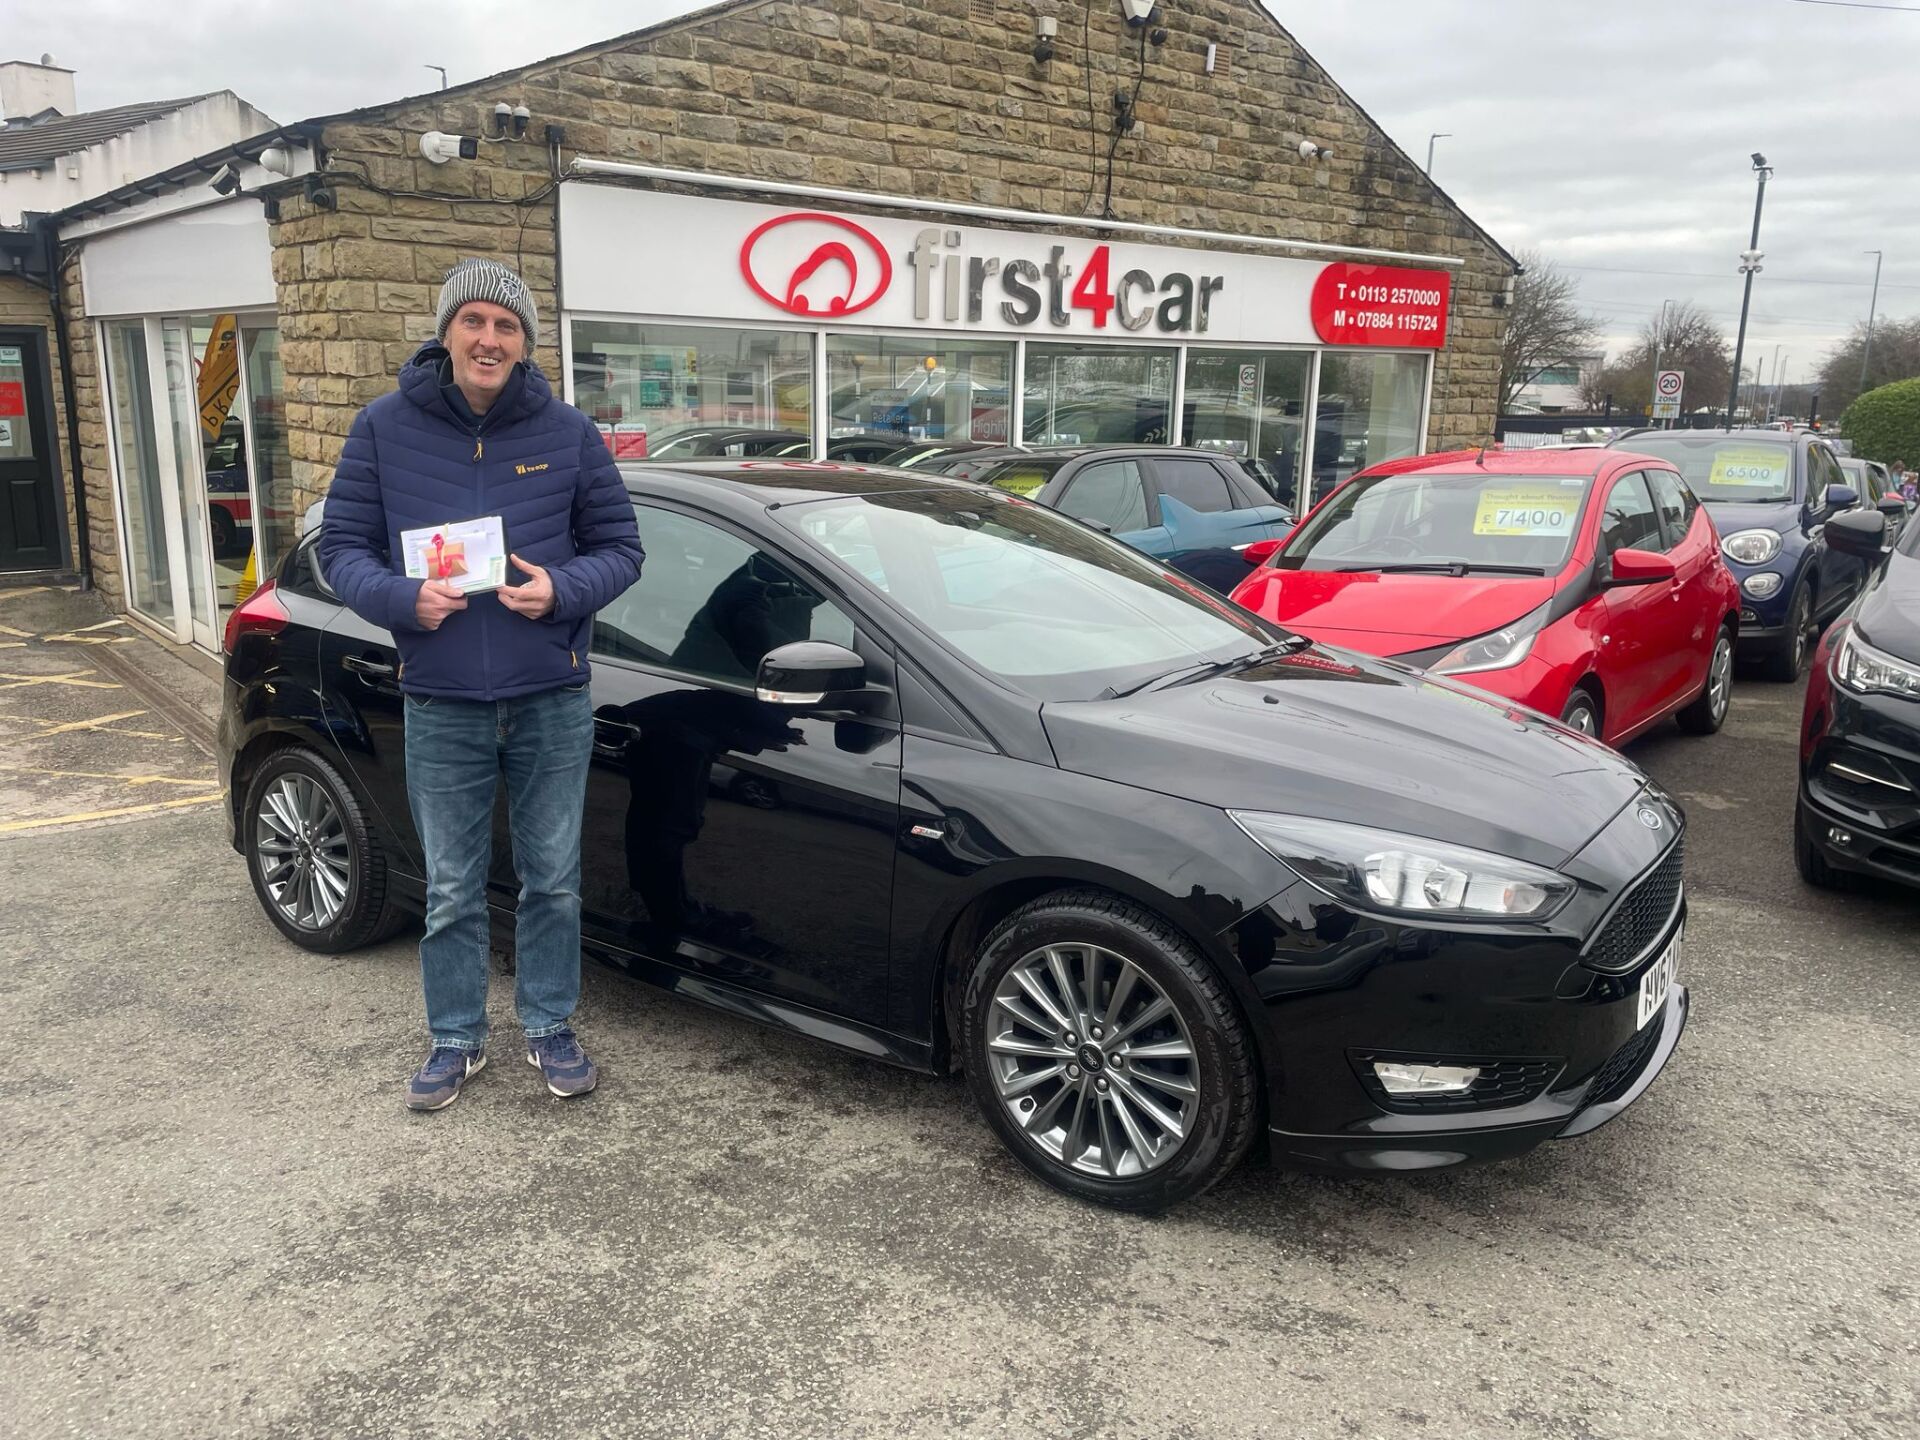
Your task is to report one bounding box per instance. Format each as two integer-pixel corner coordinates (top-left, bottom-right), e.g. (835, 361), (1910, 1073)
(1041, 644), (1648, 868)
(397, 341), (552, 427)
(1231, 569), (1560, 655)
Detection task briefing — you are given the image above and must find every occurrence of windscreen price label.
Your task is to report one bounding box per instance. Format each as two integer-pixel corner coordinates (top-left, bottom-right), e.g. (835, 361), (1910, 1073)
(1707, 448), (1791, 488)
(1473, 484), (1582, 537)
(1310, 263), (1452, 349)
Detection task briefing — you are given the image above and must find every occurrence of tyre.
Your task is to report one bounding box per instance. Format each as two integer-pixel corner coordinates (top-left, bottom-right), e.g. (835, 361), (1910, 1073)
(1761, 581), (1813, 682)
(209, 507), (236, 557)
(1676, 625), (1736, 735)
(961, 889), (1260, 1213)
(243, 746), (408, 952)
(1559, 684), (1602, 738)
(1793, 802), (1858, 892)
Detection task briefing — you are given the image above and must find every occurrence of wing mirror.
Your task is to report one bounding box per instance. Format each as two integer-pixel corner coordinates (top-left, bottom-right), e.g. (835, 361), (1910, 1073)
(1604, 548), (1677, 588)
(1823, 483), (1859, 513)
(1876, 495), (1909, 520)
(1242, 538), (1284, 566)
(756, 641), (866, 706)
(1824, 509), (1887, 560)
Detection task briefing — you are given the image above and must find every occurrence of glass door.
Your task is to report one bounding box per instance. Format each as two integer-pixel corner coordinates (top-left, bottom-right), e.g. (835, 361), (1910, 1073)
(159, 318), (220, 650)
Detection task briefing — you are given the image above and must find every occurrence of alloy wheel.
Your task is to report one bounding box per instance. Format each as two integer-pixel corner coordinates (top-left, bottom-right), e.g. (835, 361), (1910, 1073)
(1563, 696), (1599, 736)
(1790, 589), (1813, 674)
(1708, 633), (1734, 724)
(254, 773), (352, 930)
(986, 943), (1200, 1179)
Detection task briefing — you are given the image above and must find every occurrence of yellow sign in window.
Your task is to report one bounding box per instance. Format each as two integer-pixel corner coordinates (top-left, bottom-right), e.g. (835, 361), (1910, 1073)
(990, 466), (1051, 497)
(1707, 447), (1792, 489)
(1473, 485), (1581, 537)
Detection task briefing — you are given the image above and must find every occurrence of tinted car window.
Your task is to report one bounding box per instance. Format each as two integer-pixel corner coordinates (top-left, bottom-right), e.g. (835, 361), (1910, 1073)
(785, 489), (1270, 701)
(1600, 473), (1663, 555)
(1645, 469), (1692, 549)
(1810, 445), (1852, 503)
(1058, 460), (1149, 532)
(1152, 458), (1236, 513)
(594, 506), (855, 682)
(1616, 434), (1795, 504)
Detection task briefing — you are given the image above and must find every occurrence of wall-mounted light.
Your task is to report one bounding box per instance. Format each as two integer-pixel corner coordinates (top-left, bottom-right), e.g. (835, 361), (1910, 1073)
(1033, 15), (1057, 64)
(1298, 139), (1334, 163)
(1119, 0), (1158, 25)
(257, 145), (293, 177)
(491, 102), (512, 138)
(512, 105), (531, 139)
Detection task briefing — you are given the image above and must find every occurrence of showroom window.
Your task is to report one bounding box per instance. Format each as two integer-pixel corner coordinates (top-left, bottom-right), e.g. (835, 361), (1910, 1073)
(1023, 343), (1176, 446)
(1310, 352), (1429, 504)
(1183, 349), (1312, 506)
(826, 335), (1013, 445)
(570, 321), (812, 458)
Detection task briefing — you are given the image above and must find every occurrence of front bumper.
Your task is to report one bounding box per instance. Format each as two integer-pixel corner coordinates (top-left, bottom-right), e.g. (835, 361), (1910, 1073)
(1798, 673), (1920, 889)
(1266, 982), (1689, 1172)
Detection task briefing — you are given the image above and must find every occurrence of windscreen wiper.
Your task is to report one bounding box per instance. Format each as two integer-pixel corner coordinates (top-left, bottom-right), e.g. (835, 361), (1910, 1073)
(1102, 636), (1313, 698)
(1336, 561), (1547, 576)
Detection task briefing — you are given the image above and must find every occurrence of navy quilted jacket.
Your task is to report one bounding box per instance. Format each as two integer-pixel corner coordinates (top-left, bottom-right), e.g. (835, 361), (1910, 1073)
(318, 343), (644, 700)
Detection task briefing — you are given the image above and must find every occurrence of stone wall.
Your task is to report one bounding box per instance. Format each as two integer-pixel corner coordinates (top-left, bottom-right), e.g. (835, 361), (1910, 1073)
(58, 251), (117, 604)
(0, 270), (79, 574)
(264, 0), (1511, 508)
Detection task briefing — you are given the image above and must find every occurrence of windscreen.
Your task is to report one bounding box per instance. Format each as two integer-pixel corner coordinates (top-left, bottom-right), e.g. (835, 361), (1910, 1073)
(1274, 469), (1594, 573)
(779, 489), (1272, 700)
(1617, 434), (1796, 504)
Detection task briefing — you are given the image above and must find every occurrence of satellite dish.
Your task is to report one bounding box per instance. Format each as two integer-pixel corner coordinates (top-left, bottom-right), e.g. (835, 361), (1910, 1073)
(40, 53), (55, 67)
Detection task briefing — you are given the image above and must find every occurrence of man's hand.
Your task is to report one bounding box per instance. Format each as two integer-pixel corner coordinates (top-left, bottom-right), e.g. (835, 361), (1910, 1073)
(414, 579), (468, 631)
(499, 553), (557, 619)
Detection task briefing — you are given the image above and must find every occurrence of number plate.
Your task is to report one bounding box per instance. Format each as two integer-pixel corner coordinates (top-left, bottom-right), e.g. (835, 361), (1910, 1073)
(1636, 931), (1680, 1031)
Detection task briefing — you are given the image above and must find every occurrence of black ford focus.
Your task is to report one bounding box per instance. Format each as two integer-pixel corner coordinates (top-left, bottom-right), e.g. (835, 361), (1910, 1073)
(219, 462), (1688, 1211)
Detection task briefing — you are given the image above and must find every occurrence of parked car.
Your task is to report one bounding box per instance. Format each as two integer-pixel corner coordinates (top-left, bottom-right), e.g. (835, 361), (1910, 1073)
(919, 444), (1294, 592)
(1230, 448), (1741, 745)
(1839, 456), (1912, 539)
(219, 462), (1688, 1211)
(647, 427), (810, 460)
(1608, 429), (1874, 680)
(1796, 506), (1920, 892)
(823, 433), (908, 463)
(204, 421), (251, 557)
(876, 438), (1010, 470)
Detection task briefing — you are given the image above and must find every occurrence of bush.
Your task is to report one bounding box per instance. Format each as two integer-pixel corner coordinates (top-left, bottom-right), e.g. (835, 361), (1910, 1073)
(1838, 377), (1920, 466)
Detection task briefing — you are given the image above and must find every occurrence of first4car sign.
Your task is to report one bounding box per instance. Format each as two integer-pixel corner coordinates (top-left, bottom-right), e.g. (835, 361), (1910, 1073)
(561, 186), (1456, 350)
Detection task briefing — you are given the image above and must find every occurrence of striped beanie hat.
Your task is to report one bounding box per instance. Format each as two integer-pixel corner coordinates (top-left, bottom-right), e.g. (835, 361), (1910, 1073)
(435, 257), (538, 347)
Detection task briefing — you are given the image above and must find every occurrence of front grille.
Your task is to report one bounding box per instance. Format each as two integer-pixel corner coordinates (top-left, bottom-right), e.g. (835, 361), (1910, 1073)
(1354, 1056), (1563, 1114)
(1583, 839), (1684, 974)
(1586, 1021), (1660, 1106)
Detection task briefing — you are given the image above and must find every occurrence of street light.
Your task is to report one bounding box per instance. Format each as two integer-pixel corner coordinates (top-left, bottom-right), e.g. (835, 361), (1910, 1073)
(1726, 153), (1771, 425)
(1860, 249), (1884, 394)
(1426, 133), (1451, 176)
(424, 64), (448, 90)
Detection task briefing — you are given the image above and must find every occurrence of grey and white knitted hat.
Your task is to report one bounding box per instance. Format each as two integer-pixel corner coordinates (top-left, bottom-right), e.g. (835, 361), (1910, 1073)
(435, 257), (538, 347)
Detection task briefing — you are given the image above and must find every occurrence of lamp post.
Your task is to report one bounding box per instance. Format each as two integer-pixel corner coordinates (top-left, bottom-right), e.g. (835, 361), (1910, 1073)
(424, 64), (448, 90)
(1860, 249), (1884, 395)
(1726, 153), (1771, 425)
(1651, 299), (1675, 428)
(1426, 133), (1451, 176)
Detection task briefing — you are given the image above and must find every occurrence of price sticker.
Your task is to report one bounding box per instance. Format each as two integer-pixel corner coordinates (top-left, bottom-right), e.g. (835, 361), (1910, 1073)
(1707, 447), (1791, 489)
(1473, 485), (1581, 537)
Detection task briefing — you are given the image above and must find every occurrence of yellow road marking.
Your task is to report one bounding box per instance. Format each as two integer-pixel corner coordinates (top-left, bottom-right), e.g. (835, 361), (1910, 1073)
(0, 791), (224, 833)
(0, 710), (180, 745)
(0, 587), (48, 603)
(0, 622), (32, 638)
(0, 670), (120, 691)
(0, 763), (217, 787)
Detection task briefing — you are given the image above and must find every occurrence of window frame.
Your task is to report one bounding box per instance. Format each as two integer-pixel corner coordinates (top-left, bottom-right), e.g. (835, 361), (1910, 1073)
(1642, 467), (1696, 553)
(1599, 470), (1665, 559)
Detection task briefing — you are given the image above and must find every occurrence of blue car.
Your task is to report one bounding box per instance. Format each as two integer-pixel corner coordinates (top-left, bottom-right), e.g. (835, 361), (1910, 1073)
(916, 445), (1294, 593)
(1609, 429), (1890, 680)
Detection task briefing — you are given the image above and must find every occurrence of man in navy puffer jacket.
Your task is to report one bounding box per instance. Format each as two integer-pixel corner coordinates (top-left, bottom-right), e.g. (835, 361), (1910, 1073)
(320, 257), (643, 1112)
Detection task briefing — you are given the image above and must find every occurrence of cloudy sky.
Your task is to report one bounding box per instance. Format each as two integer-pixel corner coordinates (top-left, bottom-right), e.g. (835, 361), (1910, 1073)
(8, 0), (1917, 387)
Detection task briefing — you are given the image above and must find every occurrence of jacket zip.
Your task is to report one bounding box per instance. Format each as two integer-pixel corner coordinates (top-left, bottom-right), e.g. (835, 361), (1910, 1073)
(473, 413), (493, 699)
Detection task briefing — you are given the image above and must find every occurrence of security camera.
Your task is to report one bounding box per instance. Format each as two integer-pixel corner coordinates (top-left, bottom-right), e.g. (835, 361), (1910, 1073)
(1750, 151), (1768, 169)
(491, 102), (512, 138)
(257, 145), (293, 177)
(512, 105), (531, 139)
(1298, 139), (1332, 162)
(419, 131), (479, 165)
(1120, 0), (1159, 25)
(209, 163), (242, 196)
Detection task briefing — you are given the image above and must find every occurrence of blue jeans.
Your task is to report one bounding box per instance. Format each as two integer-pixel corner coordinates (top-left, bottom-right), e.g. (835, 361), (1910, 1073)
(403, 684), (594, 1051)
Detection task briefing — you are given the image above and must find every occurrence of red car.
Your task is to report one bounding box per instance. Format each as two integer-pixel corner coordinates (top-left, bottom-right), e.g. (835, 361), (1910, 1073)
(1229, 448), (1741, 746)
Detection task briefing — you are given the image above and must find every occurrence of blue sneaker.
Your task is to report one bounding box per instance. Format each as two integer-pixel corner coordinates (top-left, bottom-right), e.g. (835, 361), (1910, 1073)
(406, 1046), (486, 1111)
(526, 1028), (598, 1098)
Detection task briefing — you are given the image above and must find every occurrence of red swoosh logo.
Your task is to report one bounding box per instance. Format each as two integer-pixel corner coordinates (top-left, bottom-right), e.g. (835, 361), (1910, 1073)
(785, 242), (859, 314)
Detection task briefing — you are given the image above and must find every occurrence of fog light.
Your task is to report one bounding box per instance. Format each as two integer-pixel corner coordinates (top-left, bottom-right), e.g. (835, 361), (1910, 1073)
(1373, 1061), (1481, 1095)
(1828, 827), (1852, 848)
(1740, 608), (1759, 623)
(1742, 572), (1784, 599)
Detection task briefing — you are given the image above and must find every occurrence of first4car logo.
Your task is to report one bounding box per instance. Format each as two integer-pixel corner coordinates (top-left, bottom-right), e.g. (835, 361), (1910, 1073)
(739, 212), (894, 318)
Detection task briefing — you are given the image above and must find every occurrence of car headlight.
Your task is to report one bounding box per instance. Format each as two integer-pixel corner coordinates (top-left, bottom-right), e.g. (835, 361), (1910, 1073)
(1721, 528), (1783, 565)
(1742, 572), (1783, 599)
(1430, 602), (1551, 676)
(1833, 627), (1920, 701)
(1229, 812), (1576, 921)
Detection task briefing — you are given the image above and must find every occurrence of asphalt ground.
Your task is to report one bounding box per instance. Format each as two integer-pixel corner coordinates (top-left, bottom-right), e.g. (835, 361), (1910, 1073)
(3, 586), (1917, 1439)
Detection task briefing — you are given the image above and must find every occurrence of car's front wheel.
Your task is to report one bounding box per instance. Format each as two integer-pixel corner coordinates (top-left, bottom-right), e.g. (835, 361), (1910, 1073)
(1762, 581), (1814, 682)
(243, 746), (407, 952)
(961, 889), (1260, 1213)
(1793, 802), (1859, 892)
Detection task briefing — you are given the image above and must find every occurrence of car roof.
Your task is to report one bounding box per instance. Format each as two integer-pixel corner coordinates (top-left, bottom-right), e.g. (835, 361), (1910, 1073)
(1357, 446), (1618, 479)
(938, 444), (1251, 463)
(1610, 427), (1812, 447)
(615, 459), (995, 509)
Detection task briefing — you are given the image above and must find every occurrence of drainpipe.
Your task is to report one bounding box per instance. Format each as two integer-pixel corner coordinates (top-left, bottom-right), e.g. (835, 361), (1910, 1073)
(22, 221), (93, 589)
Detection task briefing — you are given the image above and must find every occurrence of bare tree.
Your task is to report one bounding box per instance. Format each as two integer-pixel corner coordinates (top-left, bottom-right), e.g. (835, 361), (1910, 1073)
(1816, 315), (1920, 417)
(1578, 302), (1732, 416)
(1499, 251), (1599, 410)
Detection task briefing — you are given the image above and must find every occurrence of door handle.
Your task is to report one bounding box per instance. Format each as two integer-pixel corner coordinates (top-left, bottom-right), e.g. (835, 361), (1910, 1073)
(342, 654), (395, 680)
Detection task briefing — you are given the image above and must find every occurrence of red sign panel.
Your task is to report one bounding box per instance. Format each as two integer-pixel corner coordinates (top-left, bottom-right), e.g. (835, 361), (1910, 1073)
(0, 382), (24, 418)
(1310, 264), (1451, 349)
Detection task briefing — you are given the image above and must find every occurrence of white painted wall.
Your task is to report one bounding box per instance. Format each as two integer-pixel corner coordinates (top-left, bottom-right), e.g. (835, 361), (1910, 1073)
(0, 61), (76, 120)
(0, 92), (275, 225)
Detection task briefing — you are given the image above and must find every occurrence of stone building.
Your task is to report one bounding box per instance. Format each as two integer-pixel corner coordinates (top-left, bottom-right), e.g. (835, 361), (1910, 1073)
(12, 0), (1514, 649)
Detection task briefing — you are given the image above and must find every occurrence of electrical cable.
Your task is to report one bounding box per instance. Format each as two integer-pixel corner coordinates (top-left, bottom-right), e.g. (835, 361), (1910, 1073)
(1078, 1), (1100, 214)
(1099, 23), (1152, 219)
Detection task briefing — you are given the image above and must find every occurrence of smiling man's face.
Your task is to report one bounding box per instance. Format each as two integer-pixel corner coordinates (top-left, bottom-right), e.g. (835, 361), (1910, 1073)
(446, 300), (527, 412)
